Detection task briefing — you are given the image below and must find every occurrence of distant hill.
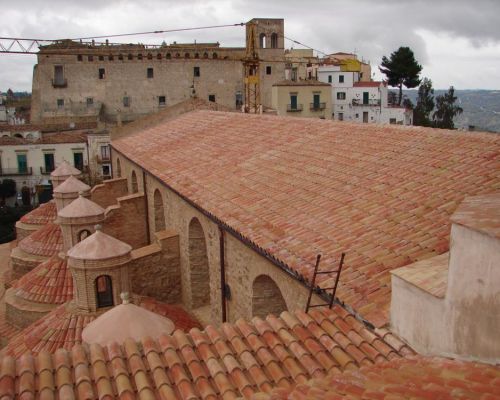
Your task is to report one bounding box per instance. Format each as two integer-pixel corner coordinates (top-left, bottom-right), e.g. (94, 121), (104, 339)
(402, 89), (500, 133)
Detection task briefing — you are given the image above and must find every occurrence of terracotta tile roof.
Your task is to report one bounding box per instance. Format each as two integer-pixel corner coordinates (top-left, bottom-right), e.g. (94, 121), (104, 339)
(265, 355), (500, 400)
(17, 223), (63, 257)
(19, 200), (57, 225)
(0, 306), (413, 398)
(112, 110), (500, 327)
(11, 254), (73, 304)
(353, 81), (384, 87)
(0, 131), (87, 145)
(273, 80), (331, 87)
(2, 297), (201, 358)
(391, 252), (449, 298)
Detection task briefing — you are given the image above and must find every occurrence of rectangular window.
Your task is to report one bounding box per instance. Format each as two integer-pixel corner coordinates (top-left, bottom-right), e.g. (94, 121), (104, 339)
(235, 92), (243, 108)
(102, 164), (111, 177)
(100, 145), (110, 161)
(99, 68), (105, 79)
(17, 154), (28, 174)
(266, 66), (272, 75)
(193, 66), (200, 77)
(77, 55), (83, 61)
(313, 94), (320, 109)
(158, 96), (166, 106)
(328, 75), (332, 83)
(363, 111), (369, 123)
(338, 112), (344, 121)
(44, 153), (55, 173)
(363, 92), (369, 105)
(290, 94), (297, 110)
(86, 97), (93, 107)
(53, 65), (65, 86)
(208, 94), (216, 103)
(57, 99), (64, 108)
(147, 67), (154, 78)
(88, 55), (94, 62)
(390, 118), (397, 124)
(123, 96), (130, 107)
(73, 152), (84, 171)
(336, 92), (346, 100)
(291, 67), (298, 82)
(339, 75), (344, 83)
(99, 55), (104, 61)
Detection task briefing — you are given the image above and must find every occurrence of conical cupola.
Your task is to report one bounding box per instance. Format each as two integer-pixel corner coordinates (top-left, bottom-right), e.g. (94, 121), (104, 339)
(50, 160), (82, 189)
(57, 194), (106, 251)
(53, 175), (91, 211)
(67, 225), (132, 312)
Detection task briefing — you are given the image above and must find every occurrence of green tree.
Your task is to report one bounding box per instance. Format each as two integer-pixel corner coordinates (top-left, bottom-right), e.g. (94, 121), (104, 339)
(413, 78), (435, 127)
(380, 47), (422, 106)
(433, 86), (463, 129)
(0, 179), (17, 206)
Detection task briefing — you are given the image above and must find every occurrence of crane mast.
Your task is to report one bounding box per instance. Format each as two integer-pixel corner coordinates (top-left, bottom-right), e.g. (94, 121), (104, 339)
(243, 22), (261, 113)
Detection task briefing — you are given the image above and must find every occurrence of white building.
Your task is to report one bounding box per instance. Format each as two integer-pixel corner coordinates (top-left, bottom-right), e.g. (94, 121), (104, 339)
(318, 64), (412, 125)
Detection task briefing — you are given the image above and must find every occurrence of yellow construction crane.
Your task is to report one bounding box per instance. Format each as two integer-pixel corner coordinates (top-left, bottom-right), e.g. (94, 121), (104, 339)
(243, 21), (260, 113)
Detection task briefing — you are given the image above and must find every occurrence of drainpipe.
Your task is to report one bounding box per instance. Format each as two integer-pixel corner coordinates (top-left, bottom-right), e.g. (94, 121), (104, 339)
(142, 170), (150, 244)
(219, 227), (227, 323)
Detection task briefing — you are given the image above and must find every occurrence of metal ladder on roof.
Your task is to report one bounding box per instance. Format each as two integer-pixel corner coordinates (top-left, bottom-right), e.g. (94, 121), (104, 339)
(305, 252), (346, 313)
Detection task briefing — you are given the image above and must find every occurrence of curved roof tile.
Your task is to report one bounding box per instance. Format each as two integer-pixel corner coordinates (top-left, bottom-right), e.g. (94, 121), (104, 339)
(18, 223), (63, 257)
(19, 200), (57, 225)
(53, 175), (90, 194)
(67, 229), (131, 261)
(50, 160), (81, 178)
(58, 195), (105, 219)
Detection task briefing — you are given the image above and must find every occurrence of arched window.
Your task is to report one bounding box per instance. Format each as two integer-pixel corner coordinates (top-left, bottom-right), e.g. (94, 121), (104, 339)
(108, 54), (114, 61)
(271, 33), (278, 48)
(95, 275), (114, 308)
(166, 53), (171, 59)
(128, 53), (133, 60)
(157, 53), (162, 60)
(212, 52), (218, 59)
(78, 229), (91, 242)
(153, 189), (166, 232)
(203, 52), (209, 59)
(25, 133), (34, 140)
(147, 53), (153, 60)
(118, 54), (124, 60)
(116, 158), (121, 178)
(185, 53), (190, 59)
(259, 33), (267, 48)
(252, 275), (287, 318)
(14, 133), (23, 138)
(188, 217), (210, 308)
(138, 53), (143, 60)
(131, 170), (138, 193)
(194, 53), (199, 59)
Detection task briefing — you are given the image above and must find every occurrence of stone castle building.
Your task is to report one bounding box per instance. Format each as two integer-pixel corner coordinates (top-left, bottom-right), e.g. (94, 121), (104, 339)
(30, 18), (286, 125)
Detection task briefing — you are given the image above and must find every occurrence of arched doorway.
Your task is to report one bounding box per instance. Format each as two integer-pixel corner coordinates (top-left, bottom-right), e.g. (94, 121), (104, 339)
(78, 229), (91, 242)
(95, 275), (114, 308)
(153, 189), (165, 232)
(252, 275), (287, 318)
(188, 217), (210, 308)
(116, 158), (121, 178)
(270, 33), (278, 48)
(131, 170), (138, 193)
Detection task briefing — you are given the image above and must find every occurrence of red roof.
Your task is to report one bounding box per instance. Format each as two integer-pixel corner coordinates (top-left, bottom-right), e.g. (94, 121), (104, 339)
(113, 111), (500, 327)
(19, 201), (57, 225)
(353, 81), (383, 87)
(17, 223), (63, 257)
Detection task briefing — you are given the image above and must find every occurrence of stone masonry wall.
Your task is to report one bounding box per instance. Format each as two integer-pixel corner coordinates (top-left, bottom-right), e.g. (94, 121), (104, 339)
(129, 230), (182, 304)
(90, 177), (128, 209)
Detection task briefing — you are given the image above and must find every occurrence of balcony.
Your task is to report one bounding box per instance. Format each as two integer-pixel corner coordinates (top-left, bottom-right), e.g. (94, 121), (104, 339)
(51, 79), (68, 88)
(287, 104), (303, 112)
(352, 99), (381, 107)
(40, 166), (55, 175)
(0, 167), (33, 176)
(310, 102), (326, 111)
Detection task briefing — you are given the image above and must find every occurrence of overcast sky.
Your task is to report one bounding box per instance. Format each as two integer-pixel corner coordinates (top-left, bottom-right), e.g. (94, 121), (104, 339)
(1, 0), (500, 92)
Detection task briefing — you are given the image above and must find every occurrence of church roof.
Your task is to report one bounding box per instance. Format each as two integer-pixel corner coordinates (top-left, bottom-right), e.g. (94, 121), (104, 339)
(19, 200), (57, 225)
(112, 110), (500, 327)
(53, 175), (90, 194)
(58, 195), (105, 219)
(11, 253), (73, 304)
(17, 222), (63, 257)
(67, 228), (132, 261)
(82, 295), (175, 346)
(1, 306), (413, 398)
(50, 160), (81, 178)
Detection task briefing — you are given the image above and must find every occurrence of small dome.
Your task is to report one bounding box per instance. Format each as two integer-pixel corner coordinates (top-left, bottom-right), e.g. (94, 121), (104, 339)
(19, 200), (57, 225)
(18, 222), (63, 257)
(58, 195), (105, 219)
(50, 160), (81, 178)
(67, 227), (132, 261)
(53, 176), (90, 195)
(82, 294), (175, 346)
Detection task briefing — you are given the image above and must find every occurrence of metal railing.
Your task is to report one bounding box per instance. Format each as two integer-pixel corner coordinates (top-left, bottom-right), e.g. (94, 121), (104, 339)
(51, 79), (68, 88)
(287, 104), (303, 112)
(0, 167), (33, 176)
(310, 102), (326, 111)
(352, 99), (381, 106)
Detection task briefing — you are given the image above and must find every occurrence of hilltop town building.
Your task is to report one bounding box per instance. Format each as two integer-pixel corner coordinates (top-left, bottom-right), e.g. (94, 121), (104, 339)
(30, 18), (286, 125)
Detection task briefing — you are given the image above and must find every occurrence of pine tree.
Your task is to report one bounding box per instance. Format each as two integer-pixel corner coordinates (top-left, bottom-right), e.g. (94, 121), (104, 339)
(413, 78), (435, 127)
(380, 47), (422, 106)
(433, 86), (463, 129)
